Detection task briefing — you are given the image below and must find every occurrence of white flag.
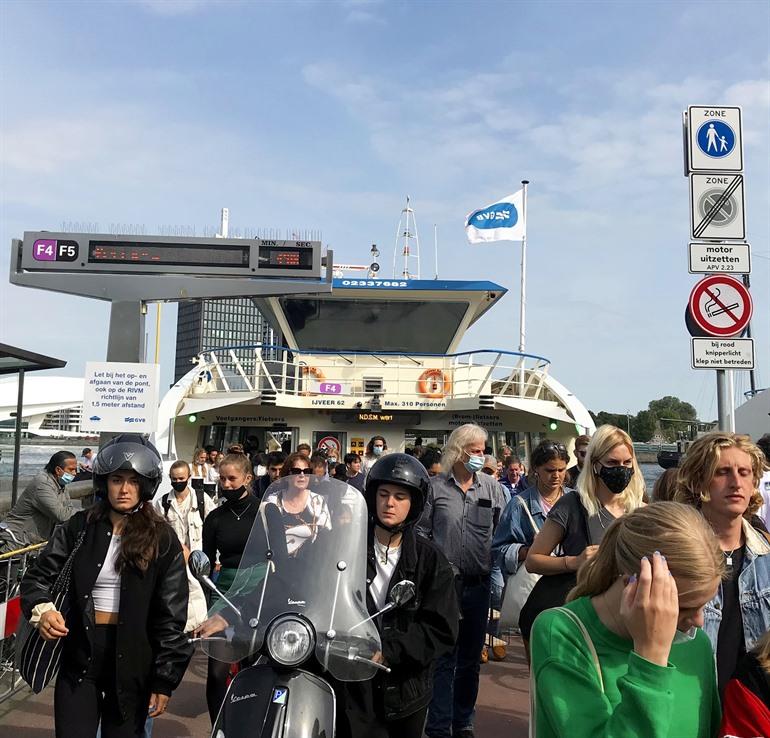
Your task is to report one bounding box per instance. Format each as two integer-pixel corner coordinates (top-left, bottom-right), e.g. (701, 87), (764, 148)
(465, 189), (526, 244)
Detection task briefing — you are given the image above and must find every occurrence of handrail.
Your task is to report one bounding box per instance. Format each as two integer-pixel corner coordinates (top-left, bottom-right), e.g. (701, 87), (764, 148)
(0, 542), (46, 561)
(199, 342), (552, 366)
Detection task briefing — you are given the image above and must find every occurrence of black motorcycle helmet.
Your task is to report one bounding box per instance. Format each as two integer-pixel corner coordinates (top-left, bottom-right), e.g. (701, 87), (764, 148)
(92, 433), (163, 503)
(364, 453), (430, 530)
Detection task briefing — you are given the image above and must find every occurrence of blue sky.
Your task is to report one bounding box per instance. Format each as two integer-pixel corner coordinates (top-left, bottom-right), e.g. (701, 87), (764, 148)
(1, 0), (768, 422)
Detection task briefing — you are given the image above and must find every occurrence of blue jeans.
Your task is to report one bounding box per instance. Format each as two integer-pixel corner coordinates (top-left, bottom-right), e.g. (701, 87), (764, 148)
(425, 578), (491, 737)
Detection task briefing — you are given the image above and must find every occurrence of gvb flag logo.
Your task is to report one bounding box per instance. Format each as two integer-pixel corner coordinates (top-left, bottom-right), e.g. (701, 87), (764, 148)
(465, 190), (526, 244)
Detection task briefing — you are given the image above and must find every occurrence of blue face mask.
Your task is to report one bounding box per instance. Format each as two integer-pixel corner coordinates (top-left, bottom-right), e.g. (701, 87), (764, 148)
(60, 472), (75, 486)
(372, 446), (383, 456)
(464, 453), (485, 474)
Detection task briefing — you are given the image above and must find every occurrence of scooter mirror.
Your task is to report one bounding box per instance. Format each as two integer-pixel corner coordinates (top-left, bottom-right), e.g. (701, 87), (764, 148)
(388, 580), (416, 608)
(188, 550), (212, 580)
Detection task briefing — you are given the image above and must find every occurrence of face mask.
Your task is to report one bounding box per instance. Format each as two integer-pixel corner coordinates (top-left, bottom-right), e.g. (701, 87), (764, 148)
(170, 480), (188, 493)
(464, 453), (485, 474)
(219, 485), (246, 503)
(372, 447), (383, 456)
(672, 627), (697, 645)
(328, 457), (337, 465)
(60, 472), (75, 486)
(596, 465), (634, 495)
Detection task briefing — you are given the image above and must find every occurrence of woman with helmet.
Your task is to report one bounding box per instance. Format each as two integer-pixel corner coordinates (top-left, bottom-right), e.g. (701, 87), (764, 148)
(335, 453), (459, 738)
(20, 434), (192, 738)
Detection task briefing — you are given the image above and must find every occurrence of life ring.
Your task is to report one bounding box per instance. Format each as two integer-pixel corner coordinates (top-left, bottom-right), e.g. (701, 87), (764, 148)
(301, 366), (325, 396)
(418, 369), (452, 398)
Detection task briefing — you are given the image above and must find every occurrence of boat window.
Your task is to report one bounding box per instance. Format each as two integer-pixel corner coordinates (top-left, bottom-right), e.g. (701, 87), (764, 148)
(279, 298), (470, 353)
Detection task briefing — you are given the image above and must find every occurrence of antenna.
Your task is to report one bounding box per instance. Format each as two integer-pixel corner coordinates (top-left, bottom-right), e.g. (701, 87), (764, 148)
(434, 223), (439, 280)
(392, 196), (421, 280)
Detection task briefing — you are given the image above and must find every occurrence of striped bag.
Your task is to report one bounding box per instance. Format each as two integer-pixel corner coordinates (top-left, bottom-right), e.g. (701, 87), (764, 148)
(17, 529), (86, 693)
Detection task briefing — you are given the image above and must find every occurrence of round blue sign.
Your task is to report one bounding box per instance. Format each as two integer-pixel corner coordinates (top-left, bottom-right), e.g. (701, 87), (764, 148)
(469, 202), (519, 230)
(696, 120), (735, 158)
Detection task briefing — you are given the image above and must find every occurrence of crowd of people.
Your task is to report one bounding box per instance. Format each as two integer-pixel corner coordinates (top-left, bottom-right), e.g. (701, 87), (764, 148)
(2, 423), (770, 737)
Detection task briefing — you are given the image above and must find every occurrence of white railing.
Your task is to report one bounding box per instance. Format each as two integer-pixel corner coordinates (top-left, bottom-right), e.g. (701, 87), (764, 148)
(188, 345), (558, 403)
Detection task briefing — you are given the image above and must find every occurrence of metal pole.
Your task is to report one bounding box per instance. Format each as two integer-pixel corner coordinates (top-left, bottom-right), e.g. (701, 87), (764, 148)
(743, 273), (757, 393)
(154, 303), (162, 364)
(434, 224), (439, 280)
(11, 369), (24, 507)
(727, 370), (736, 432)
(716, 370), (729, 431)
(518, 180), (529, 395)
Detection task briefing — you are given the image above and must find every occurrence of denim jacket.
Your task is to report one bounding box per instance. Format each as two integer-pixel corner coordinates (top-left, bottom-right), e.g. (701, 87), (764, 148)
(491, 485), (571, 578)
(703, 519), (770, 653)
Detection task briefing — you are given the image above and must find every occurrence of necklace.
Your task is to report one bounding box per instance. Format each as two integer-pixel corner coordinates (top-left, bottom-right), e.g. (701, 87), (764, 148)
(598, 505), (615, 530)
(230, 502), (252, 521)
(723, 547), (737, 567)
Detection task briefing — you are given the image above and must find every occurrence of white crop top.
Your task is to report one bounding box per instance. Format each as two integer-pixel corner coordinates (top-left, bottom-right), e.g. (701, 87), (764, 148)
(92, 534), (122, 613)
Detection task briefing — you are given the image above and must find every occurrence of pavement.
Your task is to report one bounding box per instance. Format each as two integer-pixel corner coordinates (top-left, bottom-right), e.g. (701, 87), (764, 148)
(0, 636), (530, 737)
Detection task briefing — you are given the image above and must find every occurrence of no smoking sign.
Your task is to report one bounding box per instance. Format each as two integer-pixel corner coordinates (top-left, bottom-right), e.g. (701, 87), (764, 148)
(688, 275), (752, 338)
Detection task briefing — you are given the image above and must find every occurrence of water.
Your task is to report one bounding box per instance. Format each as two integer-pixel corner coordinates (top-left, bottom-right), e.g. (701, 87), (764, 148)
(641, 462), (664, 491)
(0, 443), (84, 500)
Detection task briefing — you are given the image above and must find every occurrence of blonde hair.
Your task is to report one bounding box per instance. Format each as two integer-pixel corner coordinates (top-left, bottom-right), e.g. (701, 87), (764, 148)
(441, 424), (488, 474)
(217, 453), (253, 480)
(675, 432), (765, 518)
(569, 502), (724, 601)
(576, 425), (645, 516)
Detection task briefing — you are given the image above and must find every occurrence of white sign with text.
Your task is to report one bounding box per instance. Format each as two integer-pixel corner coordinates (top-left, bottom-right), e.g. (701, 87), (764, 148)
(82, 362), (160, 433)
(690, 338), (754, 370)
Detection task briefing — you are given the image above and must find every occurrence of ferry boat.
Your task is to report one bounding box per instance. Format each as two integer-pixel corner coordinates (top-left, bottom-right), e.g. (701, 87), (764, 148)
(156, 276), (595, 462)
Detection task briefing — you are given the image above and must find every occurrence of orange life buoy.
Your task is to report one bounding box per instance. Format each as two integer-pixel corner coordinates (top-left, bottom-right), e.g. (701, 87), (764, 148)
(417, 369), (452, 398)
(301, 366), (325, 396)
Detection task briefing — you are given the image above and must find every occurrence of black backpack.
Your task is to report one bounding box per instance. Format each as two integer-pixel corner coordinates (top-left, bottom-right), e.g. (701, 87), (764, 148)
(162, 489), (207, 526)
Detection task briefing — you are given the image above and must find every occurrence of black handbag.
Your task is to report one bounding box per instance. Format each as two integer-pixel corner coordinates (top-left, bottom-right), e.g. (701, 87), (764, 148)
(16, 528), (87, 693)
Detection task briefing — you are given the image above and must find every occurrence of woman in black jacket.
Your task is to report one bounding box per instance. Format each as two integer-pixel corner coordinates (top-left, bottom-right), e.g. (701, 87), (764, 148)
(336, 453), (459, 738)
(21, 434), (192, 738)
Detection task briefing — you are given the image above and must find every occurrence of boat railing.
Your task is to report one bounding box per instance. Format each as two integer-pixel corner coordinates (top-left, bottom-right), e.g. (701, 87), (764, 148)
(190, 345), (557, 402)
(0, 542), (46, 704)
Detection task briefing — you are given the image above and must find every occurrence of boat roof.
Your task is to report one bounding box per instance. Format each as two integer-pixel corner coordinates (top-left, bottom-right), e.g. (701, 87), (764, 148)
(255, 278), (507, 354)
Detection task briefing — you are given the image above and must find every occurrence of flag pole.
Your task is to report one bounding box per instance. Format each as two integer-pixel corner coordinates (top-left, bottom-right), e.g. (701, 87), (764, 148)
(518, 180), (529, 396)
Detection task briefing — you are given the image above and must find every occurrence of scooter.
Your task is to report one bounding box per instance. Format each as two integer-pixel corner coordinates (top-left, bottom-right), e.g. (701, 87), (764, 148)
(190, 477), (414, 738)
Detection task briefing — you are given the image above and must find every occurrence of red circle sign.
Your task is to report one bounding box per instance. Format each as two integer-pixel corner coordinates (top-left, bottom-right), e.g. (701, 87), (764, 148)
(688, 275), (752, 337)
(316, 436), (341, 457)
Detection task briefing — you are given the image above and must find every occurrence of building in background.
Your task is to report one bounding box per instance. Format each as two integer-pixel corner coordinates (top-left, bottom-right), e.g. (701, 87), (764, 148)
(174, 298), (278, 382)
(0, 377), (88, 437)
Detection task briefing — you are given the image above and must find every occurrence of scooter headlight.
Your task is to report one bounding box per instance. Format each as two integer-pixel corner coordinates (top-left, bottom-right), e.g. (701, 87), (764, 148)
(266, 616), (315, 667)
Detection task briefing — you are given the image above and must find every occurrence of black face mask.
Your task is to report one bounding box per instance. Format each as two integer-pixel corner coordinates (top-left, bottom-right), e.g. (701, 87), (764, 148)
(170, 481), (188, 493)
(597, 465), (634, 495)
(219, 485), (246, 503)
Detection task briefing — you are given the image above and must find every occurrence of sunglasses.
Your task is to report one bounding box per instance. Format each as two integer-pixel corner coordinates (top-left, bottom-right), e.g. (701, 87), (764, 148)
(289, 467), (311, 476)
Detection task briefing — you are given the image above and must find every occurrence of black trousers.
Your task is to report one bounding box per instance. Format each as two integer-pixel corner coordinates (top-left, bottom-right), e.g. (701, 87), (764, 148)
(206, 655), (232, 724)
(54, 625), (148, 738)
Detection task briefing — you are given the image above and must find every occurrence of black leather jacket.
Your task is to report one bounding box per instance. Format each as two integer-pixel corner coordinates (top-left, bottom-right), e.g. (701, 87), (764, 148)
(335, 523), (459, 733)
(21, 510), (192, 719)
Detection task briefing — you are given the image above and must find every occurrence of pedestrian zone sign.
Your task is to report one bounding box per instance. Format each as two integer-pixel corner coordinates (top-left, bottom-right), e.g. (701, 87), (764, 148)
(689, 174), (745, 241)
(688, 106), (743, 172)
(688, 275), (752, 338)
(691, 338), (754, 370)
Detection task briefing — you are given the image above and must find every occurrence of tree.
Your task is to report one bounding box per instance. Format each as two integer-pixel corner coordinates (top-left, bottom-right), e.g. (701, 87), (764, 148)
(631, 410), (657, 443)
(648, 396), (697, 442)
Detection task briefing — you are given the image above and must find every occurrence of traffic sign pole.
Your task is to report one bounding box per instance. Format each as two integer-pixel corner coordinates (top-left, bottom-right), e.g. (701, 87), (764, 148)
(683, 104), (749, 431)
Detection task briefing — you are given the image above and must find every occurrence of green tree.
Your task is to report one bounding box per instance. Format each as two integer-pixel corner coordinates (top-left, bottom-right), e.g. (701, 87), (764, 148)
(631, 410), (658, 442)
(648, 396), (697, 442)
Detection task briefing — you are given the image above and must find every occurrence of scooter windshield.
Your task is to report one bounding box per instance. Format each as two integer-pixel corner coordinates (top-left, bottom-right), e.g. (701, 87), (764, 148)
(203, 477), (382, 681)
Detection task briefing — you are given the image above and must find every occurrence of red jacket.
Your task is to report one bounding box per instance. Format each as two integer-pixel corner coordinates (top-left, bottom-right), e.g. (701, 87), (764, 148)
(720, 653), (770, 738)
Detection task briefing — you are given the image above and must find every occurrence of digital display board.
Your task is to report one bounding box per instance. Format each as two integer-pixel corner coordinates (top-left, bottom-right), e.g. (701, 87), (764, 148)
(20, 232), (323, 279)
(89, 241), (250, 268)
(259, 244), (314, 271)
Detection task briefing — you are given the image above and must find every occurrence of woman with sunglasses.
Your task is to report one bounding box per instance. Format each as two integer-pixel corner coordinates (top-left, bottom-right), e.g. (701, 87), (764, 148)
(197, 453), (260, 724)
(521, 426), (646, 646)
(265, 452), (332, 558)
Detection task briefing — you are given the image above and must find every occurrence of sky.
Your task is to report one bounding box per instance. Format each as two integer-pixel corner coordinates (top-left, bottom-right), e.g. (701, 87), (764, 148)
(1, 0), (768, 422)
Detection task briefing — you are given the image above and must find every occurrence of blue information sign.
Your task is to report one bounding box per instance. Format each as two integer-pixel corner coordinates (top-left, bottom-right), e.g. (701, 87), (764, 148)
(696, 120), (735, 158)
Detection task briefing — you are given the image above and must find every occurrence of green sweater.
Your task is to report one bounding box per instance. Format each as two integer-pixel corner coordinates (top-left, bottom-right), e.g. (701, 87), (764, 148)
(530, 596), (720, 738)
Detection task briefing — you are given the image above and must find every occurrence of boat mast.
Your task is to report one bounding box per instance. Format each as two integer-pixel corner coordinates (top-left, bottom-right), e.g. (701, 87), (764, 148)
(392, 196), (420, 280)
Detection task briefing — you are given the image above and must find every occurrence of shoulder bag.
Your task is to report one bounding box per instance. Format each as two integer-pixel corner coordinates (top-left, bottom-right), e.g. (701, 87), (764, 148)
(529, 606), (604, 738)
(499, 497), (542, 629)
(518, 494), (593, 641)
(16, 527), (87, 693)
